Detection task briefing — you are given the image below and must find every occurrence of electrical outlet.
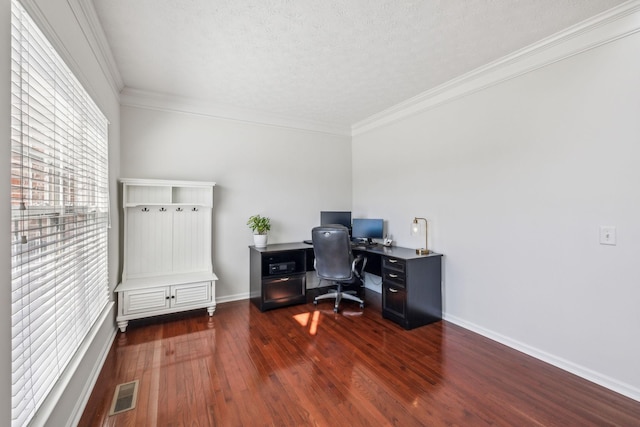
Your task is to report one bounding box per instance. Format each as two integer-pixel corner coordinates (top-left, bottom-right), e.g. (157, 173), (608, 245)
(599, 226), (616, 245)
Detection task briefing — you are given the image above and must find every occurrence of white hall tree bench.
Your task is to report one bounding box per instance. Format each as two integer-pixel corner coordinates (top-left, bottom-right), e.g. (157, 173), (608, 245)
(115, 178), (217, 332)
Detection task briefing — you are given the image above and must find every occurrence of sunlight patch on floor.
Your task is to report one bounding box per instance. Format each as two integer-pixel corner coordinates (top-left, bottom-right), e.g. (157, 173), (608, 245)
(293, 311), (321, 335)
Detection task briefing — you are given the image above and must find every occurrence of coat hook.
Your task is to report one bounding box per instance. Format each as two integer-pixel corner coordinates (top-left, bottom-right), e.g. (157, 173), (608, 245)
(141, 207), (149, 212)
(192, 207), (199, 212)
(176, 207), (183, 212)
(159, 207), (166, 212)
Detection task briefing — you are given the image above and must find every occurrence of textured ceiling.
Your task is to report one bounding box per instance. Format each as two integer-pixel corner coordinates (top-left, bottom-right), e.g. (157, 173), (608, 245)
(92, 0), (626, 129)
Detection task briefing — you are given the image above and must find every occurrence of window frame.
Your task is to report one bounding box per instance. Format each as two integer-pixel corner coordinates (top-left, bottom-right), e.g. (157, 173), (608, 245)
(10, 1), (110, 425)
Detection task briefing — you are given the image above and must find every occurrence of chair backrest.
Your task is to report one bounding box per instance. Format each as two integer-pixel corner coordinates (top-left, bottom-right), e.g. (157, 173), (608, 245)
(312, 225), (353, 282)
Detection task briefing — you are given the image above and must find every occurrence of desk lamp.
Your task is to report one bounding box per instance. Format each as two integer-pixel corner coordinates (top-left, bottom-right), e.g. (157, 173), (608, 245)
(411, 217), (430, 255)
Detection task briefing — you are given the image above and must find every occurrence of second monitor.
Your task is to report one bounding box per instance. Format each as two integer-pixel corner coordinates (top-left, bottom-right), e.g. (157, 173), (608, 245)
(320, 211), (352, 230)
(351, 218), (383, 245)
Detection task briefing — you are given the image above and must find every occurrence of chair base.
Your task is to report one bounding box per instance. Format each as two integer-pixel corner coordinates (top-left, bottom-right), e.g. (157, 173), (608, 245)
(314, 288), (364, 312)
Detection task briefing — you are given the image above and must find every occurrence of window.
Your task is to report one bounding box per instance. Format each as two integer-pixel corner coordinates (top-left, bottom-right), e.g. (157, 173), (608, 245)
(10, 1), (109, 425)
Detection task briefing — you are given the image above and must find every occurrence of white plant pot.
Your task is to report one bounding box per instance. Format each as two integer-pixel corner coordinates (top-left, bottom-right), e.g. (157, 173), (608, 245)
(253, 234), (268, 248)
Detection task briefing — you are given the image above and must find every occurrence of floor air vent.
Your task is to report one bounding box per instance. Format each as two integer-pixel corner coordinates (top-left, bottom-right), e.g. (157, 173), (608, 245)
(109, 380), (139, 415)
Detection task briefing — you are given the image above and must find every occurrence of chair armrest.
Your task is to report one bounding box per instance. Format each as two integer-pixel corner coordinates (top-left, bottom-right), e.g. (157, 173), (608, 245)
(352, 254), (367, 280)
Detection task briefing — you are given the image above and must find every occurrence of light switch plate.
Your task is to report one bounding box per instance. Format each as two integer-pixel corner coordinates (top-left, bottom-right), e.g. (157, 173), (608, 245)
(599, 226), (616, 245)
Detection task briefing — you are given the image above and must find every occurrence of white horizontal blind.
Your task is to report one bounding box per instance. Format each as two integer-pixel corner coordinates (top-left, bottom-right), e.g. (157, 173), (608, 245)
(10, 1), (109, 425)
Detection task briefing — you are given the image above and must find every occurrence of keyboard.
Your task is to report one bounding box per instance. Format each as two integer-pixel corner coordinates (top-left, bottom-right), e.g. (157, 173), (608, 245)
(351, 242), (378, 250)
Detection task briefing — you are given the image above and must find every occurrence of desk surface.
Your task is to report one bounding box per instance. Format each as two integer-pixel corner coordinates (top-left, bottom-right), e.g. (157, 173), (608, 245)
(249, 242), (442, 260)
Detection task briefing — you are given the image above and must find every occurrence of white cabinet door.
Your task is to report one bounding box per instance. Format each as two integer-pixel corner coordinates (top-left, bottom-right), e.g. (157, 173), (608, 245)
(172, 281), (212, 308)
(124, 287), (170, 315)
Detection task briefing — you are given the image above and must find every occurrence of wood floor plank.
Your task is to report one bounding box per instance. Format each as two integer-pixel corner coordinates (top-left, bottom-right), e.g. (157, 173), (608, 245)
(79, 292), (640, 426)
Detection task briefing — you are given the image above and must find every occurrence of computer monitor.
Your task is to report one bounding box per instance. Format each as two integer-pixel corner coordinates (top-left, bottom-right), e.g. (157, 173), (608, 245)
(320, 211), (352, 229)
(351, 218), (383, 244)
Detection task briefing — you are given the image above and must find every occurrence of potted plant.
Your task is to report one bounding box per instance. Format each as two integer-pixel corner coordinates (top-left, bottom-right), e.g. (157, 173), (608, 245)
(247, 214), (271, 248)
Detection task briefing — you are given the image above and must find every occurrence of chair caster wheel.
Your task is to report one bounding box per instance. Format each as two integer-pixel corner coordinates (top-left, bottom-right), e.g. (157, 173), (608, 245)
(333, 307), (338, 313)
(359, 304), (364, 309)
(313, 300), (318, 306)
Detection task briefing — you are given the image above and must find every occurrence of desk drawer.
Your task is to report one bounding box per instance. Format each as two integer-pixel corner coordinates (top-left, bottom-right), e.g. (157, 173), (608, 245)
(382, 283), (406, 320)
(383, 270), (405, 287)
(262, 274), (305, 303)
(383, 257), (405, 273)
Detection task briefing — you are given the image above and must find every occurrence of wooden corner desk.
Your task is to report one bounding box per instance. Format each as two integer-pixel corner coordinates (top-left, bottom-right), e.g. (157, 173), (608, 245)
(249, 242), (442, 329)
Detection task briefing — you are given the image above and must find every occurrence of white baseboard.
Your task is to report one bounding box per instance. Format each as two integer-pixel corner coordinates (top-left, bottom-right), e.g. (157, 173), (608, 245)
(69, 309), (117, 426)
(444, 313), (640, 403)
(216, 292), (250, 304)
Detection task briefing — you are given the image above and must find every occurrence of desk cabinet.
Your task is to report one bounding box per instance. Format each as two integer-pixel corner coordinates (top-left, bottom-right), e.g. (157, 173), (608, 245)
(381, 253), (442, 330)
(250, 244), (307, 311)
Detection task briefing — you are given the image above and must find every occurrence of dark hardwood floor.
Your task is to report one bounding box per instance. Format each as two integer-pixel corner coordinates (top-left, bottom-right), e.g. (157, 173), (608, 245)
(80, 291), (640, 426)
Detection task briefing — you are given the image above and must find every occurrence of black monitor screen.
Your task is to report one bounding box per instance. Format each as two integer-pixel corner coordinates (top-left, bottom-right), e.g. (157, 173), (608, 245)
(351, 218), (383, 240)
(320, 211), (351, 228)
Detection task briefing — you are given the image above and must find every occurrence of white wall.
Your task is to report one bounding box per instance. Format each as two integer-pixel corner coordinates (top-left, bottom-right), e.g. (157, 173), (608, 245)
(353, 24), (640, 398)
(2, 1), (121, 425)
(120, 105), (352, 300)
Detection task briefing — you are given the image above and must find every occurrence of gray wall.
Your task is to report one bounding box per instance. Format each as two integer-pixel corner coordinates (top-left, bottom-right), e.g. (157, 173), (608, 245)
(119, 105), (352, 300)
(352, 16), (640, 399)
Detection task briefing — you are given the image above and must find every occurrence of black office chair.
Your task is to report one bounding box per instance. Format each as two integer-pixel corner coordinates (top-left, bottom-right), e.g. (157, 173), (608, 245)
(312, 225), (367, 312)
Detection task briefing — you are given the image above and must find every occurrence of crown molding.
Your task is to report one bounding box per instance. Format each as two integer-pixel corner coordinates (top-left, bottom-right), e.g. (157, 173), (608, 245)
(68, 0), (124, 94)
(352, 0), (640, 136)
(120, 88), (352, 137)
(16, 0), (123, 105)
